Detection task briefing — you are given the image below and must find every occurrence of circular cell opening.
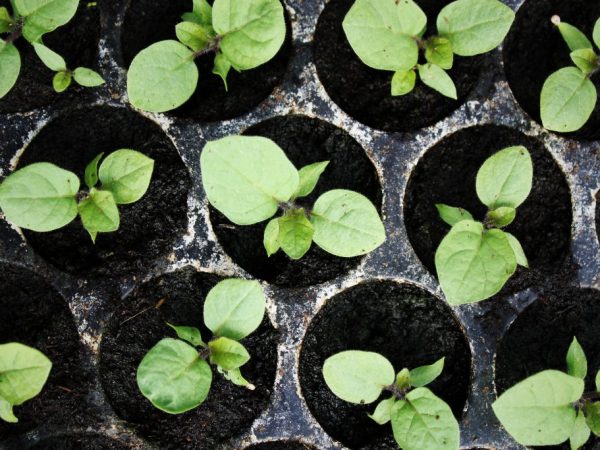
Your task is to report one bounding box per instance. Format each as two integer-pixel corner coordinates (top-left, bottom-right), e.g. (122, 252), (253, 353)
(0, 0), (101, 113)
(0, 263), (89, 438)
(503, 0), (600, 141)
(314, 0), (486, 132)
(299, 281), (471, 449)
(99, 267), (279, 449)
(208, 114), (382, 288)
(495, 288), (600, 450)
(28, 433), (129, 450)
(404, 125), (574, 296)
(245, 441), (318, 450)
(15, 105), (191, 278)
(120, 0), (291, 122)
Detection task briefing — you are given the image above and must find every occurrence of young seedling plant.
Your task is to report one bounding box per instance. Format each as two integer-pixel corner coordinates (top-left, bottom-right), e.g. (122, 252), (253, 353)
(493, 337), (600, 449)
(127, 0), (286, 113)
(342, 0), (514, 98)
(540, 16), (600, 133)
(323, 351), (459, 450)
(0, 342), (52, 423)
(435, 146), (532, 305)
(0, 0), (104, 99)
(136, 278), (266, 413)
(0, 149), (154, 242)
(200, 135), (386, 261)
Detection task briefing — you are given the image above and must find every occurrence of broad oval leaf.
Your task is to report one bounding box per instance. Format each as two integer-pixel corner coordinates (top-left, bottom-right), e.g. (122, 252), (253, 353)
(0, 163), (79, 232)
(424, 37), (453, 70)
(208, 337), (250, 370)
(585, 401), (600, 436)
(263, 217), (280, 256)
(0, 40), (20, 99)
(278, 209), (314, 260)
(566, 337), (587, 380)
(418, 63), (457, 99)
(571, 409), (591, 450)
(409, 357), (445, 388)
(396, 0), (427, 36)
(18, 0), (79, 42)
(323, 350), (395, 404)
(98, 149), (154, 204)
(594, 18), (600, 50)
(570, 48), (597, 75)
(436, 204), (473, 226)
(127, 40), (198, 113)
(137, 338), (212, 414)
(486, 206), (516, 228)
(52, 71), (71, 92)
(72, 67), (104, 87)
(368, 396), (396, 425)
(391, 69), (416, 96)
(78, 188), (120, 238)
(201, 136), (299, 225)
(311, 189), (385, 257)
(32, 42), (66, 71)
(175, 21), (213, 52)
(293, 161), (329, 199)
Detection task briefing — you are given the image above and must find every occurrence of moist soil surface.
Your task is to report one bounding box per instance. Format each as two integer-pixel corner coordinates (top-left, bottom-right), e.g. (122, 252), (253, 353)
(99, 268), (279, 450)
(404, 125), (575, 297)
(17, 105), (190, 278)
(121, 0), (291, 122)
(245, 442), (317, 450)
(209, 115), (382, 287)
(0, 264), (92, 439)
(495, 288), (600, 450)
(28, 434), (129, 450)
(0, 0), (101, 114)
(314, 0), (486, 132)
(504, 0), (600, 141)
(299, 281), (471, 449)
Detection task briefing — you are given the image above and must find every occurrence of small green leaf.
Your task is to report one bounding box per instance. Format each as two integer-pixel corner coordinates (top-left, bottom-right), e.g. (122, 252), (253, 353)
(212, 52), (231, 90)
(0, 40), (20, 99)
(425, 37), (453, 70)
(391, 70), (416, 96)
(322, 350), (395, 404)
(167, 324), (205, 347)
(32, 42), (66, 71)
(208, 337), (250, 370)
(175, 21), (213, 52)
(395, 368), (411, 390)
(594, 18), (600, 50)
(52, 71), (71, 92)
(418, 63), (457, 99)
(0, 7), (12, 34)
(218, 366), (255, 390)
(0, 396), (17, 423)
(192, 0), (212, 26)
(554, 19), (593, 52)
(596, 369), (600, 392)
(98, 149), (154, 204)
(585, 401), (600, 436)
(278, 209), (314, 260)
(368, 396), (396, 425)
(78, 188), (120, 241)
(566, 337), (587, 380)
(486, 206), (516, 228)
(19, 0), (79, 42)
(570, 410), (591, 450)
(436, 204), (473, 226)
(72, 67), (104, 87)
(571, 48), (598, 75)
(396, 0), (427, 36)
(505, 232), (528, 268)
(263, 217), (280, 257)
(293, 161), (329, 199)
(410, 357), (445, 387)
(84, 152), (103, 190)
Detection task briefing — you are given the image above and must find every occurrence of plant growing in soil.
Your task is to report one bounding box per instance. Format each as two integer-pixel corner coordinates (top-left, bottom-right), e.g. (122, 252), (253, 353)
(323, 350), (459, 450)
(494, 337), (600, 449)
(0, 149), (154, 242)
(0, 342), (52, 423)
(0, 0), (104, 98)
(342, 0), (514, 98)
(540, 16), (600, 133)
(201, 135), (386, 260)
(435, 146), (532, 305)
(127, 0), (286, 113)
(136, 278), (266, 414)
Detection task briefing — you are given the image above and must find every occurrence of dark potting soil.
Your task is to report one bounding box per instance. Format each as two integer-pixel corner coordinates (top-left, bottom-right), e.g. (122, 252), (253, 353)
(16, 105), (191, 278)
(495, 288), (600, 450)
(244, 442), (317, 450)
(404, 125), (575, 298)
(0, 0), (101, 114)
(99, 267), (279, 450)
(209, 115), (382, 287)
(314, 0), (487, 133)
(120, 0), (291, 122)
(28, 434), (129, 450)
(504, 0), (600, 141)
(0, 264), (92, 439)
(298, 281), (471, 449)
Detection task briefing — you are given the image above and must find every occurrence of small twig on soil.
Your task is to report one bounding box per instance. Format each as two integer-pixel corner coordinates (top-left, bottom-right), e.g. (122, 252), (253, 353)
(57, 385), (73, 393)
(120, 298), (166, 326)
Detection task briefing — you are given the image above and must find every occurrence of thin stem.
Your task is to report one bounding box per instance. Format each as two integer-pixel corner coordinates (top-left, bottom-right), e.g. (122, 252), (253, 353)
(5, 19), (23, 44)
(582, 391), (600, 401)
(192, 35), (222, 59)
(384, 384), (407, 401)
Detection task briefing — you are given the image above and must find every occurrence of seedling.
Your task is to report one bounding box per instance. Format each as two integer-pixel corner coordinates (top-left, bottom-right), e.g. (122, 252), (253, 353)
(0, 149), (154, 242)
(200, 135), (386, 260)
(0, 342), (52, 423)
(342, 0), (514, 98)
(540, 16), (600, 132)
(136, 278), (266, 414)
(0, 0), (104, 99)
(323, 351), (459, 450)
(494, 337), (600, 449)
(127, 0), (286, 113)
(435, 146), (532, 305)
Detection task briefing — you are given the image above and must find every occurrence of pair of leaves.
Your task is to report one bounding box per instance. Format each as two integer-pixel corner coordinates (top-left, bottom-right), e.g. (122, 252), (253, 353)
(137, 279), (265, 414)
(200, 135), (386, 260)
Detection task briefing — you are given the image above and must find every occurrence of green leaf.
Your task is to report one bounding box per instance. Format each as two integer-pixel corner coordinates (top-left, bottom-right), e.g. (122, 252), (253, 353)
(167, 323), (205, 347)
(52, 71), (71, 92)
(18, 0), (79, 42)
(436, 0), (514, 56)
(596, 369), (600, 392)
(0, 40), (20, 99)
(395, 368), (411, 390)
(435, 220), (516, 305)
(278, 209), (314, 260)
(0, 343), (52, 424)
(208, 337), (250, 370)
(570, 410), (591, 450)
(212, 0), (286, 70)
(436, 204), (473, 226)
(322, 350), (395, 404)
(410, 357), (445, 388)
(425, 37), (453, 70)
(32, 42), (66, 71)
(476, 146), (533, 209)
(391, 387), (460, 450)
(84, 152), (103, 190)
(78, 188), (119, 242)
(570, 48), (598, 75)
(541, 67), (597, 133)
(127, 40), (198, 112)
(391, 69), (416, 96)
(175, 21), (213, 52)
(486, 206), (516, 228)
(201, 136), (299, 225)
(72, 67), (104, 87)
(492, 370), (584, 446)
(0, 7), (12, 34)
(218, 366), (254, 390)
(203, 278), (266, 340)
(566, 337), (587, 380)
(311, 189), (385, 258)
(0, 163), (79, 232)
(396, 0), (427, 36)
(293, 161), (329, 199)
(212, 51), (231, 90)
(594, 18), (600, 50)
(505, 232), (528, 268)
(263, 217), (280, 257)
(98, 149), (154, 204)
(418, 63), (457, 99)
(368, 396), (396, 425)
(136, 338), (212, 414)
(585, 402), (600, 436)
(342, 0), (419, 72)
(192, 0), (212, 26)
(555, 19), (593, 52)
